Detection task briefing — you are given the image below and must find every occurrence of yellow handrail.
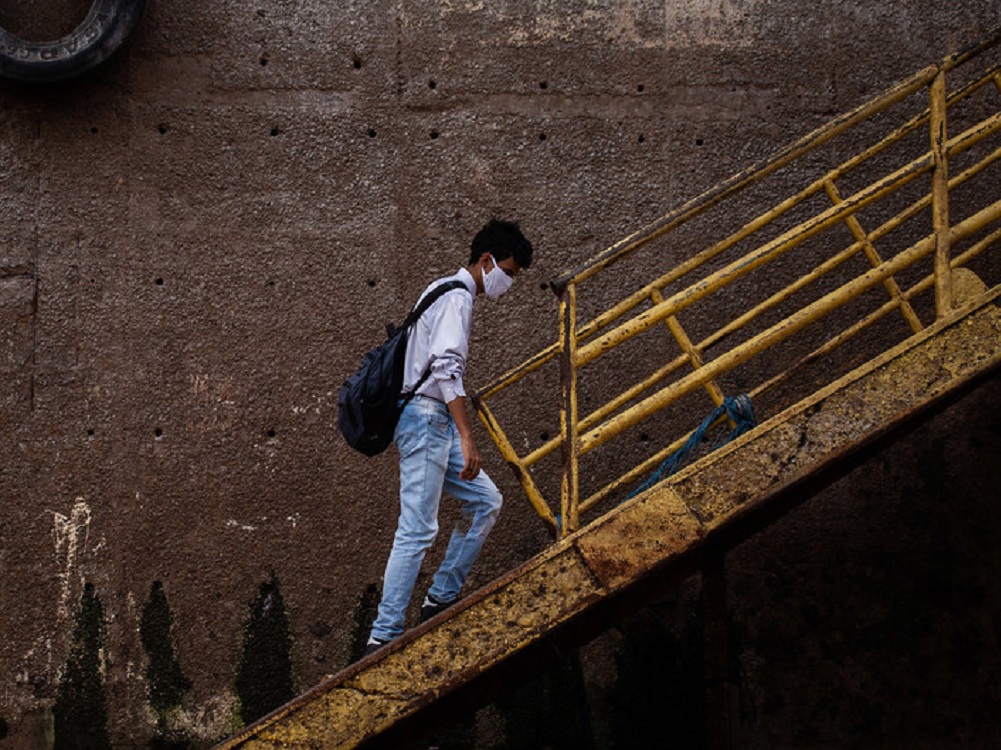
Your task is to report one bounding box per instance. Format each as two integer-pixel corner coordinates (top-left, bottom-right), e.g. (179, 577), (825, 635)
(475, 29), (1001, 538)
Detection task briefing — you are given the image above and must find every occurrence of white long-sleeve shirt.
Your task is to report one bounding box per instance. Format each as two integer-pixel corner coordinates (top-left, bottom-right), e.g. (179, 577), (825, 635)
(403, 267), (476, 404)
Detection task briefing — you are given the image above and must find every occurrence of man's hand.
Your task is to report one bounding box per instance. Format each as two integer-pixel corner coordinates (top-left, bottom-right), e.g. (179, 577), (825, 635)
(447, 396), (481, 480)
(459, 433), (482, 480)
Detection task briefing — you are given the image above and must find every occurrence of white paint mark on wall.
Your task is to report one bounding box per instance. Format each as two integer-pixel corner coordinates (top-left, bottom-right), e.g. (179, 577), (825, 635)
(12, 498), (106, 709)
(167, 692), (241, 742)
(662, 0), (760, 48)
(16, 638), (53, 689)
(496, 0), (760, 49)
(190, 373), (239, 432)
(291, 391), (334, 416)
(50, 498), (93, 622)
(225, 519), (257, 532)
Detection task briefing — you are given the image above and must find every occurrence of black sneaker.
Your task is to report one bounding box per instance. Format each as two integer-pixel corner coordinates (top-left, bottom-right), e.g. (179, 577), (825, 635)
(419, 594), (455, 623)
(361, 637), (390, 658)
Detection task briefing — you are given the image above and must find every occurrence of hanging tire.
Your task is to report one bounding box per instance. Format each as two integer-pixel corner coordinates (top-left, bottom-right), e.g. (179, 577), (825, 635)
(0, 0), (147, 84)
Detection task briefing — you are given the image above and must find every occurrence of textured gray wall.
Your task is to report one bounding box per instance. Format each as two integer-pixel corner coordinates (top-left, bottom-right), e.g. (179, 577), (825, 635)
(1, 1), (999, 746)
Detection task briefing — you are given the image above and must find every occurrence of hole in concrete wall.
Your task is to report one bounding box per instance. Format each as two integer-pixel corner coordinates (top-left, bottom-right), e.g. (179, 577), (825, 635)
(155, 277), (164, 286)
(267, 428), (276, 439)
(90, 127), (98, 134)
(540, 432), (551, 441)
(637, 84), (645, 93)
(87, 429), (95, 438)
(430, 130), (440, 140)
(696, 138), (704, 146)
(539, 81), (548, 90)
(539, 133), (547, 141)
(639, 432), (651, 442)
(367, 128), (377, 138)
(270, 127), (281, 137)
(260, 56), (269, 66)
(539, 282), (549, 290)
(352, 56), (362, 70)
(154, 428), (163, 439)
(367, 279), (377, 288)
(157, 123), (169, 135)
(428, 79), (437, 90)
(638, 134), (646, 143)
(0, 717), (7, 739)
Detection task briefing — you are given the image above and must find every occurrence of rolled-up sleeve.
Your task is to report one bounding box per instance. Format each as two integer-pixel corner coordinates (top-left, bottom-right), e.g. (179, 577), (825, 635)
(427, 293), (473, 403)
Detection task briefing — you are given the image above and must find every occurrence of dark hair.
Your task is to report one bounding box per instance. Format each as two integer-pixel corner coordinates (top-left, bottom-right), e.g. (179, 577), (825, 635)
(469, 219), (534, 269)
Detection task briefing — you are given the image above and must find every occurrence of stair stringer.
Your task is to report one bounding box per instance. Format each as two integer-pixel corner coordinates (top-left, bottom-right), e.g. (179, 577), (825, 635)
(218, 288), (1001, 750)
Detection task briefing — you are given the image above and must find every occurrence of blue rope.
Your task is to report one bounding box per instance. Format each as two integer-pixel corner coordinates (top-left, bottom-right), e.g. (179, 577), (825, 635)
(624, 394), (757, 501)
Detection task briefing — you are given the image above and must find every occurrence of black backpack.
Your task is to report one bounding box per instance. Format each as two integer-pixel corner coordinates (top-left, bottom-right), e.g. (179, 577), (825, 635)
(337, 280), (467, 456)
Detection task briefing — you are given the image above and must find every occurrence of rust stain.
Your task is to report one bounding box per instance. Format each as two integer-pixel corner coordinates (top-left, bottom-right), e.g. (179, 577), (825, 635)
(219, 297), (1001, 749)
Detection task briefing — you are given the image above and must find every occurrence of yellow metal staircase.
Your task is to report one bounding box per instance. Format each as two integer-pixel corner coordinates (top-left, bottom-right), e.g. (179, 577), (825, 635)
(216, 29), (1001, 749)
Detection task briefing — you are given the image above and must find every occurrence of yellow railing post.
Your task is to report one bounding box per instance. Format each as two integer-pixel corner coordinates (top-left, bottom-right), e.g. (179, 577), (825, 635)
(469, 31), (1001, 536)
(824, 179), (924, 333)
(472, 396), (560, 535)
(931, 69), (953, 317)
(559, 282), (580, 536)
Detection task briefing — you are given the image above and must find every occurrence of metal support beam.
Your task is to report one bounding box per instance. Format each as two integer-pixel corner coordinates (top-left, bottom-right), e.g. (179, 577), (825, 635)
(703, 550), (734, 750)
(931, 70), (953, 317)
(559, 282), (580, 535)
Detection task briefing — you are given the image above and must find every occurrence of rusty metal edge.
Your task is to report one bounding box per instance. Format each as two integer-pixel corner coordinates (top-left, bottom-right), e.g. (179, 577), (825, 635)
(215, 285), (1001, 749)
(211, 536), (586, 749)
(666, 282), (1001, 489)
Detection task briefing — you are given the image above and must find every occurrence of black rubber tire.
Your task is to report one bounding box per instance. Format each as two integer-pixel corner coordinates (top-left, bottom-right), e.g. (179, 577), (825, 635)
(0, 0), (147, 84)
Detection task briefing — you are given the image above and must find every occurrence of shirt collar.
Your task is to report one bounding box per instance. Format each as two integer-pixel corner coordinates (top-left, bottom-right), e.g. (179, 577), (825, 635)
(455, 267), (477, 295)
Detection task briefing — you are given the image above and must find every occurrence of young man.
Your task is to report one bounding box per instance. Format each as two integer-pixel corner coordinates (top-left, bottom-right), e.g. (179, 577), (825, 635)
(365, 219), (534, 655)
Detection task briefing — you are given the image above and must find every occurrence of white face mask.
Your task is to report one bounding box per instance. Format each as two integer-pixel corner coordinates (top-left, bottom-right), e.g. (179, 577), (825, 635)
(482, 255), (514, 300)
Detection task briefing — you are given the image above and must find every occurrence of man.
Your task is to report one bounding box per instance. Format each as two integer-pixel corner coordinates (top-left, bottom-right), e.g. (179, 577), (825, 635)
(365, 219), (534, 656)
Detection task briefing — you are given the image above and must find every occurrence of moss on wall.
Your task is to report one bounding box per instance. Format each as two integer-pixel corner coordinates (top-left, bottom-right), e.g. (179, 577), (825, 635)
(349, 582), (382, 663)
(235, 576), (294, 726)
(1, 1), (999, 745)
(53, 583), (111, 750)
(139, 581), (193, 748)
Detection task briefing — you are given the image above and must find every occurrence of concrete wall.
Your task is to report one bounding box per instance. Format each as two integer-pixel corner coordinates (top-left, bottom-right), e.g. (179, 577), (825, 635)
(1, 1), (999, 746)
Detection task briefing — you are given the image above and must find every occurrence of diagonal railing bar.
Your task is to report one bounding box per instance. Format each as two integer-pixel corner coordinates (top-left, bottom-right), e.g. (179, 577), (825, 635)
(577, 199), (1001, 457)
(478, 62), (1001, 405)
(749, 222), (1001, 409)
(582, 216), (1001, 515)
(550, 29), (1001, 294)
(576, 111), (1001, 370)
(824, 179), (924, 333)
(474, 31), (1001, 537)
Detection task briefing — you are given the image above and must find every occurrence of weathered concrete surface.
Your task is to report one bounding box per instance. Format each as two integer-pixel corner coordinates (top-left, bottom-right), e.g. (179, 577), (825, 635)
(2, 1), (1000, 746)
(216, 293), (1001, 748)
(673, 292), (1001, 529)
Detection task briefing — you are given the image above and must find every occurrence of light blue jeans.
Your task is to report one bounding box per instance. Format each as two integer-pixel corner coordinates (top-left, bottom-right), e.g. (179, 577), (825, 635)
(370, 395), (503, 642)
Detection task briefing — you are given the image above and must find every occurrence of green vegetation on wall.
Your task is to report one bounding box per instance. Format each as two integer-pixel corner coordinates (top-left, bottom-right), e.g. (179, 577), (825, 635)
(235, 575), (294, 726)
(140, 581), (193, 748)
(53, 583), (111, 750)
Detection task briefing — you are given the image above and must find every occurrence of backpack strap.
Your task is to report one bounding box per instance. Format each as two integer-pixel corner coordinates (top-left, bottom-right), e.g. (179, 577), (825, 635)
(400, 279), (470, 402)
(401, 279), (468, 330)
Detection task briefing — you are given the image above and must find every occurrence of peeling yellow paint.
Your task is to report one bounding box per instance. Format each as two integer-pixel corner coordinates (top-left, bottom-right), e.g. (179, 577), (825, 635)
(218, 295), (1001, 749)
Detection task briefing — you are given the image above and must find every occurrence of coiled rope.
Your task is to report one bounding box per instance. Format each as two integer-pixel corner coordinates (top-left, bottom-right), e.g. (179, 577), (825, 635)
(624, 394), (757, 501)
